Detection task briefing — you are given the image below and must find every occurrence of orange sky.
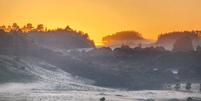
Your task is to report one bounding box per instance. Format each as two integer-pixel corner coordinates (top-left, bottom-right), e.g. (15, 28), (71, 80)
(1, 0), (201, 45)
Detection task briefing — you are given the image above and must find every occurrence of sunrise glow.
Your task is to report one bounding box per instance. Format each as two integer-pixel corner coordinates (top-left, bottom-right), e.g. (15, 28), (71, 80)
(1, 0), (201, 44)
(94, 42), (105, 47)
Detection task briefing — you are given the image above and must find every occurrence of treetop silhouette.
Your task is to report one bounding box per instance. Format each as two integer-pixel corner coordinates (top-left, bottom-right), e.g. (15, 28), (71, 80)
(102, 31), (143, 41)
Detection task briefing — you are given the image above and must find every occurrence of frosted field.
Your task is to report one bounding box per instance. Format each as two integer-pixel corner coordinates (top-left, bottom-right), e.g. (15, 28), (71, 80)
(0, 56), (200, 101)
(0, 87), (201, 101)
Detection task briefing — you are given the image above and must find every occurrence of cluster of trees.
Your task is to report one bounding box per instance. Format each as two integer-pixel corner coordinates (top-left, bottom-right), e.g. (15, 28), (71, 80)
(174, 81), (201, 93)
(158, 31), (201, 39)
(172, 37), (194, 52)
(171, 36), (201, 52)
(101, 30), (201, 50)
(156, 31), (201, 50)
(102, 31), (144, 44)
(174, 81), (192, 90)
(0, 23), (45, 33)
(0, 23), (95, 49)
(0, 30), (34, 55)
(72, 43), (201, 71)
(27, 30), (94, 49)
(0, 23), (90, 35)
(65, 44), (201, 86)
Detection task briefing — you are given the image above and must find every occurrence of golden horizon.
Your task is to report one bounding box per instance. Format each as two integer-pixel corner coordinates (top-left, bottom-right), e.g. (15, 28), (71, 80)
(1, 0), (201, 44)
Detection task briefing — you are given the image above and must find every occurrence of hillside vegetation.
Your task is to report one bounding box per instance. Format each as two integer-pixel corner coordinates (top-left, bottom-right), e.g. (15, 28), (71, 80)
(156, 31), (201, 50)
(0, 23), (95, 49)
(27, 30), (95, 49)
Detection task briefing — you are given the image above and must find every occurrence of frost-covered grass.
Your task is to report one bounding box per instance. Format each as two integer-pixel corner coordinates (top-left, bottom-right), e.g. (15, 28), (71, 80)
(0, 90), (200, 101)
(0, 55), (200, 101)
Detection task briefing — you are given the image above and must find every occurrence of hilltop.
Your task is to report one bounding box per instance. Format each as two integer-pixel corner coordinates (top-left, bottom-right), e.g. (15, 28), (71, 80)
(0, 23), (95, 50)
(102, 31), (154, 47)
(27, 30), (95, 50)
(156, 31), (201, 50)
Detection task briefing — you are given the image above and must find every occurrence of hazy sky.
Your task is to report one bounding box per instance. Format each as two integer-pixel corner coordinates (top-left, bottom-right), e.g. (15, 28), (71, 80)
(1, 0), (201, 44)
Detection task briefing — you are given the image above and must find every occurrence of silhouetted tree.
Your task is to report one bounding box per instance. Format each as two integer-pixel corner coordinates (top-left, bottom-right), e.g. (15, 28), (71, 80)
(36, 24), (44, 32)
(174, 79), (180, 90)
(27, 23), (34, 32)
(65, 25), (72, 31)
(45, 27), (48, 32)
(21, 25), (28, 33)
(7, 26), (11, 32)
(102, 30), (143, 44)
(156, 31), (201, 50)
(12, 23), (20, 31)
(82, 33), (89, 39)
(0, 26), (3, 29)
(172, 37), (194, 52)
(185, 82), (191, 90)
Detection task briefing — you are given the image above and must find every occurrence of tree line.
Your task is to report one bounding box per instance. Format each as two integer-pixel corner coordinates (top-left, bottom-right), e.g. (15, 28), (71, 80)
(0, 23), (90, 38)
(0, 23), (95, 49)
